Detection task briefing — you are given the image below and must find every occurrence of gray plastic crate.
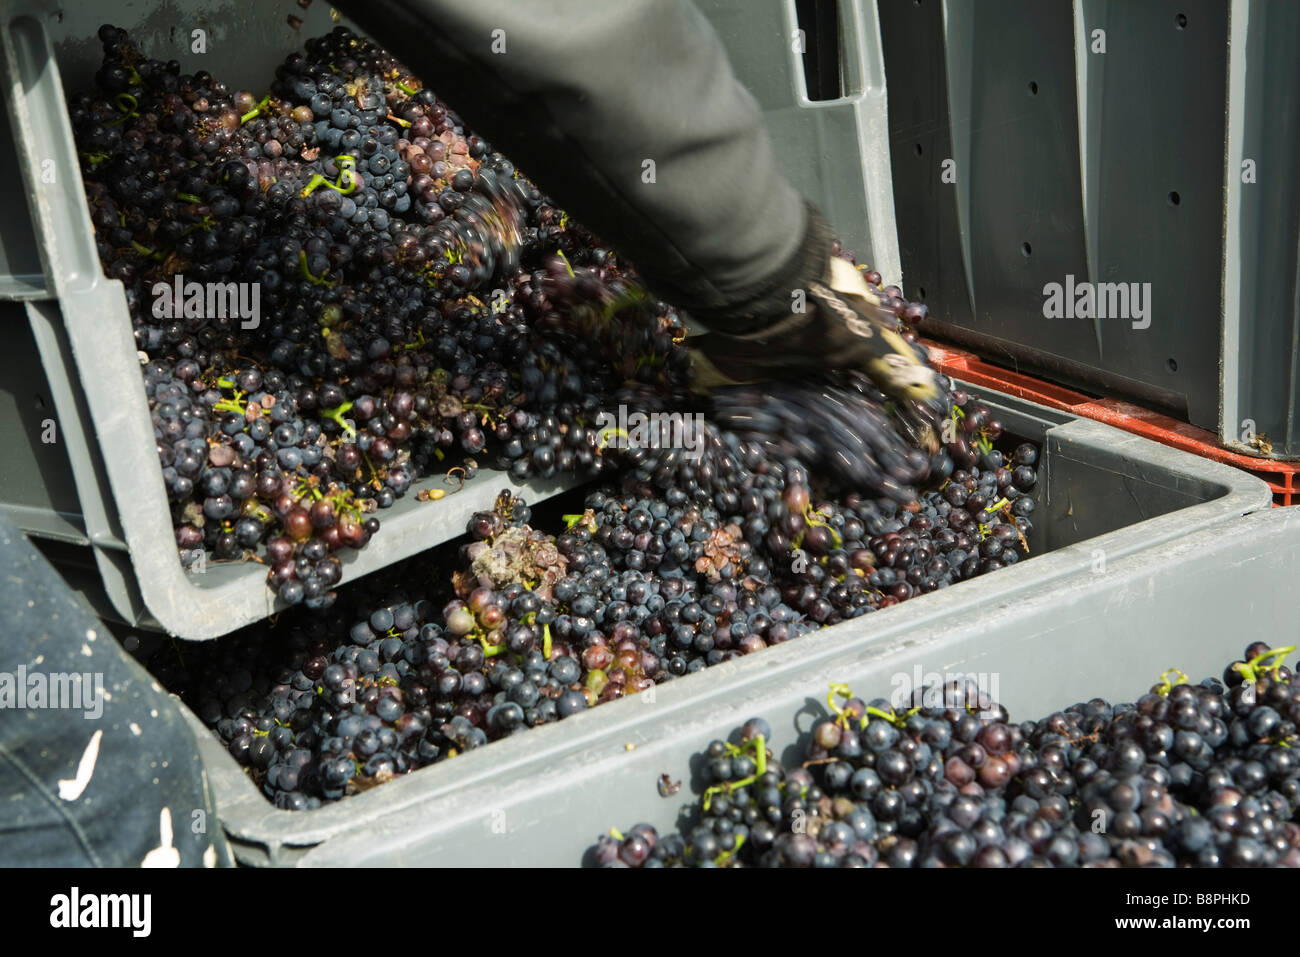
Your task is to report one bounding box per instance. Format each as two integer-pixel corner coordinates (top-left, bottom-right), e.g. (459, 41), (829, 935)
(695, 0), (903, 280)
(0, 1), (576, 639)
(876, 0), (1300, 460)
(176, 390), (1277, 865)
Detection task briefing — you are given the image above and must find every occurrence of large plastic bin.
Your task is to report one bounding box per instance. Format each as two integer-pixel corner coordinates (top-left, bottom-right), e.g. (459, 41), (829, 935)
(176, 389), (1278, 865)
(0, 1), (576, 639)
(875, 0), (1300, 460)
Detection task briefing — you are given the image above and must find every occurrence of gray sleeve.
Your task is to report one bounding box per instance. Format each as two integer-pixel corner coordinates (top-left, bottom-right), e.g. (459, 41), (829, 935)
(330, 0), (812, 320)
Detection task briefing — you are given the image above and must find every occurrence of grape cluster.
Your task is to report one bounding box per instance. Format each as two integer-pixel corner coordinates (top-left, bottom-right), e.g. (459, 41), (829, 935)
(594, 644), (1300, 867)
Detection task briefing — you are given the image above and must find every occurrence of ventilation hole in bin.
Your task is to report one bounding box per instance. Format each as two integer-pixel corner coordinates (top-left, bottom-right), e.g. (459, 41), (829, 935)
(916, 287), (926, 300)
(1028, 81), (1038, 95)
(34, 394), (47, 411)
(914, 143), (923, 156)
(1167, 358), (1179, 373)
(1176, 13), (1187, 29)
(1021, 242), (1032, 257)
(1168, 191), (1181, 206)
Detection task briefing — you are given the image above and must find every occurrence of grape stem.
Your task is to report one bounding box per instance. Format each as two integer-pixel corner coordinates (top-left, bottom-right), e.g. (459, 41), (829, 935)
(212, 398), (246, 416)
(830, 680), (914, 729)
(713, 832), (746, 866)
(320, 401), (356, 439)
(130, 241), (165, 261)
(701, 734), (766, 811)
(294, 477), (323, 502)
(300, 156), (358, 198)
(298, 249), (338, 287)
(240, 93), (272, 124)
(1234, 646), (1296, 685)
(827, 682), (857, 728)
(595, 426), (628, 451)
(212, 380), (248, 417)
(864, 704), (916, 728)
(104, 92), (140, 127)
(1153, 668), (1189, 697)
(802, 504), (843, 548)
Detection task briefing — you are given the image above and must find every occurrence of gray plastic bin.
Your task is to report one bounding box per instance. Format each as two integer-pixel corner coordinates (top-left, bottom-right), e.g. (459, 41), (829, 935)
(0, 1), (576, 639)
(875, 0), (1300, 460)
(177, 389), (1278, 865)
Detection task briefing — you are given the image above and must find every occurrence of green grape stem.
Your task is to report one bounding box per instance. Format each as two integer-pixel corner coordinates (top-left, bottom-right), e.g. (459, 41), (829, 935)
(713, 833), (746, 866)
(300, 156), (358, 198)
(802, 504), (843, 548)
(298, 249), (338, 287)
(240, 93), (272, 124)
(1154, 668), (1190, 697)
(701, 734), (765, 811)
(1234, 646), (1296, 685)
(320, 401), (356, 439)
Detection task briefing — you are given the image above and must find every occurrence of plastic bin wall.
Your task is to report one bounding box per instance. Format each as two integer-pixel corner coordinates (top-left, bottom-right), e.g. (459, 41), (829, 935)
(694, 0), (903, 282)
(0, 1), (574, 639)
(876, 0), (1300, 461)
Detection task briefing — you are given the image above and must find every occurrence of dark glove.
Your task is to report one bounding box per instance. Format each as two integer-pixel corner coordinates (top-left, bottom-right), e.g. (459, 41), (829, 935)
(687, 255), (941, 402)
(684, 207), (946, 447)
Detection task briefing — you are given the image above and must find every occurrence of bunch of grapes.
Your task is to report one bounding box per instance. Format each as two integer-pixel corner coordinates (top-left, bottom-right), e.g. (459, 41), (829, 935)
(595, 643), (1300, 867)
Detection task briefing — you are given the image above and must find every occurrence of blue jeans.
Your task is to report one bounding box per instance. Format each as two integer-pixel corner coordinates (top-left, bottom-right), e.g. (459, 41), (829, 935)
(0, 515), (231, 867)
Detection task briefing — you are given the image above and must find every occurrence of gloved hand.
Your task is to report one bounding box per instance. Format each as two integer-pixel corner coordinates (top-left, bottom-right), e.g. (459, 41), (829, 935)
(685, 234), (947, 450)
(683, 200), (939, 390)
(686, 255), (941, 405)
